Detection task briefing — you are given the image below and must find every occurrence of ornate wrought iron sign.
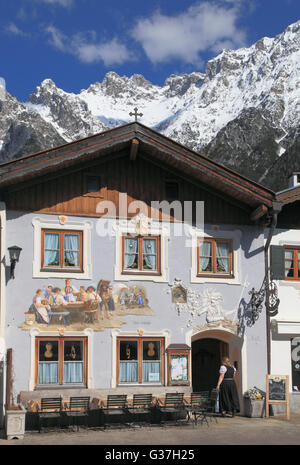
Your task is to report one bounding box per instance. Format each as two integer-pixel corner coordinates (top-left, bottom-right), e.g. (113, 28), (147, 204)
(249, 277), (280, 324)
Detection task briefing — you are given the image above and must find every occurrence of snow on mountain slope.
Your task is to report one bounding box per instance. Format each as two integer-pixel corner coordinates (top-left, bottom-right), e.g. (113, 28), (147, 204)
(0, 88), (65, 161)
(0, 20), (299, 190)
(26, 21), (300, 156)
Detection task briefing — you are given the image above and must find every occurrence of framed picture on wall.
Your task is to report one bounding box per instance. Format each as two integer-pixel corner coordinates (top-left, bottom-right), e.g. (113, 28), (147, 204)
(166, 344), (191, 386)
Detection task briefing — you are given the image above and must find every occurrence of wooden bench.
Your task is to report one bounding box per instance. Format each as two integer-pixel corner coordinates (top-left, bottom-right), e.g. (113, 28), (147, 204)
(37, 397), (63, 433)
(65, 396), (90, 431)
(156, 393), (186, 425)
(101, 395), (128, 428)
(128, 394), (154, 424)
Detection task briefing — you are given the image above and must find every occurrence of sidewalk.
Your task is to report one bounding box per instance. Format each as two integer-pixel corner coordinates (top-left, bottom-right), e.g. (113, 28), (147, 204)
(1, 413), (300, 445)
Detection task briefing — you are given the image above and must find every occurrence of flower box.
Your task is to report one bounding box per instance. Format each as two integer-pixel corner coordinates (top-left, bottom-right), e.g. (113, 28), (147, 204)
(5, 405), (26, 440)
(244, 397), (265, 418)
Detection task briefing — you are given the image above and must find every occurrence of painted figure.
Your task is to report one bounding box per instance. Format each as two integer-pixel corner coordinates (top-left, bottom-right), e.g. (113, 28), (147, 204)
(52, 287), (67, 306)
(62, 278), (78, 302)
(42, 284), (54, 304)
(84, 286), (101, 323)
(107, 286), (115, 311)
(79, 285), (88, 302)
(137, 292), (144, 306)
(33, 289), (51, 324)
(97, 280), (113, 320)
(85, 286), (101, 302)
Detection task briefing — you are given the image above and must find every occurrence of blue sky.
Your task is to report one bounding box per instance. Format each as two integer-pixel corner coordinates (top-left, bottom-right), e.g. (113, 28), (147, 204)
(0, 0), (299, 101)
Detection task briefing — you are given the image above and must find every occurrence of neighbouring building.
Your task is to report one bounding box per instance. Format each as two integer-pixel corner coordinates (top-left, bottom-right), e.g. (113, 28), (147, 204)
(269, 173), (300, 413)
(0, 122), (278, 419)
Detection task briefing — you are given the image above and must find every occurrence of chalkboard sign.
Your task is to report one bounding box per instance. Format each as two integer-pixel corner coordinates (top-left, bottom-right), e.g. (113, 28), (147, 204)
(266, 375), (290, 420)
(269, 376), (286, 400)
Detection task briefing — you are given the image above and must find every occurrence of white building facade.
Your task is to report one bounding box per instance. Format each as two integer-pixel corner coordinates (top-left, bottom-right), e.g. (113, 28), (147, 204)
(269, 175), (300, 412)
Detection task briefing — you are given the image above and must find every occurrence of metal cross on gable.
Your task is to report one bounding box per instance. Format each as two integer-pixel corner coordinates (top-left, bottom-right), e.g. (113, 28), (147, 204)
(129, 107), (143, 122)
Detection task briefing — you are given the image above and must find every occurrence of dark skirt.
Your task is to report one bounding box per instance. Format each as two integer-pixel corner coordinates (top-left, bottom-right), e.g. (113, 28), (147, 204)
(219, 380), (240, 413)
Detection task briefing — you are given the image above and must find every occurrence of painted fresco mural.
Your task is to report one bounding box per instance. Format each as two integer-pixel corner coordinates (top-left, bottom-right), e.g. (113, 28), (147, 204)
(20, 278), (155, 332)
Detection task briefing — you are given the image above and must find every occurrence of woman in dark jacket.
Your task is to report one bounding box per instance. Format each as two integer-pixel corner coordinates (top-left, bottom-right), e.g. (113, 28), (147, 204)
(216, 356), (240, 417)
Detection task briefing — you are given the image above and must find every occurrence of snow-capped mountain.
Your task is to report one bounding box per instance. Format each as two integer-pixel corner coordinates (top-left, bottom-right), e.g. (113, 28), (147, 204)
(1, 20), (300, 191)
(0, 90), (65, 162)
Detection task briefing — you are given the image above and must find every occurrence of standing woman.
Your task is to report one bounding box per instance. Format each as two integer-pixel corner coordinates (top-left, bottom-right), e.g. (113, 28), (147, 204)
(216, 356), (240, 417)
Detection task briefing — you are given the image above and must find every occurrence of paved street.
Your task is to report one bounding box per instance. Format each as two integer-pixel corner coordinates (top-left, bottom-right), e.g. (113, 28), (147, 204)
(1, 413), (300, 446)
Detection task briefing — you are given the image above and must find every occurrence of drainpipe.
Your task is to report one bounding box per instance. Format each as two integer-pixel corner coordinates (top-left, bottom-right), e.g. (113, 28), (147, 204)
(264, 201), (282, 375)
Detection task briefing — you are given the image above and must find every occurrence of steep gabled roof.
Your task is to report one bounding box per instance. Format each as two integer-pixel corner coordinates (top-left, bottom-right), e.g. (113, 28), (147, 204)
(0, 122), (276, 212)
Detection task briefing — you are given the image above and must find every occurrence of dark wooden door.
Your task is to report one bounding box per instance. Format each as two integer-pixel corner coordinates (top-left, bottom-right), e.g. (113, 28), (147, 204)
(192, 338), (228, 392)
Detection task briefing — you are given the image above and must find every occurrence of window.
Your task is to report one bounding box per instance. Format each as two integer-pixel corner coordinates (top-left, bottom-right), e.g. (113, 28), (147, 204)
(41, 229), (83, 272)
(165, 180), (179, 200)
(122, 235), (161, 274)
(35, 337), (87, 386)
(86, 175), (101, 193)
(117, 337), (164, 384)
(284, 247), (300, 280)
(197, 238), (233, 277)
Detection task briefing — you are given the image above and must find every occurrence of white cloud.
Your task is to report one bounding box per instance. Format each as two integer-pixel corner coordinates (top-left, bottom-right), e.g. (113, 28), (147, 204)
(131, 1), (247, 65)
(77, 39), (133, 66)
(0, 77), (6, 101)
(38, 0), (73, 7)
(45, 26), (134, 66)
(4, 22), (28, 37)
(46, 25), (67, 51)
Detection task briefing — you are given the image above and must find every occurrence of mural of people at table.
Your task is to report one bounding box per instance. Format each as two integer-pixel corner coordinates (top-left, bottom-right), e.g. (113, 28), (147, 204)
(21, 279), (154, 331)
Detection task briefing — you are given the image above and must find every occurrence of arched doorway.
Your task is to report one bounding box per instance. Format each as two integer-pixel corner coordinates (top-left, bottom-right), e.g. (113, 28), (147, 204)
(192, 338), (229, 392)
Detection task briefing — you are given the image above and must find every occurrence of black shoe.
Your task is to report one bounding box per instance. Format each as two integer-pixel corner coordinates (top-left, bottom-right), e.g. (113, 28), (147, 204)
(232, 410), (236, 417)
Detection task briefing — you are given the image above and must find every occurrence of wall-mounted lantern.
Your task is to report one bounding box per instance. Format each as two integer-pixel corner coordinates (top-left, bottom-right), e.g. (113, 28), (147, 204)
(8, 246), (22, 279)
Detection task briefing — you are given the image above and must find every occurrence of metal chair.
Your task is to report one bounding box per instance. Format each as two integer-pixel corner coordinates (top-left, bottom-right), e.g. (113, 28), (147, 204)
(37, 397), (63, 433)
(101, 395), (128, 429)
(198, 389), (219, 426)
(65, 396), (90, 431)
(156, 393), (186, 425)
(128, 394), (154, 425)
(186, 391), (209, 426)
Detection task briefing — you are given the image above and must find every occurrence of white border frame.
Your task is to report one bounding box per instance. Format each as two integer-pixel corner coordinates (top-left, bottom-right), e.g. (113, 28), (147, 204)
(190, 228), (242, 285)
(32, 216), (93, 279)
(29, 328), (94, 391)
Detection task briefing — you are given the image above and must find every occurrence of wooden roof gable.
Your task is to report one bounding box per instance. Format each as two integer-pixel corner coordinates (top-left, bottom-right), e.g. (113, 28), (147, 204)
(0, 122), (276, 214)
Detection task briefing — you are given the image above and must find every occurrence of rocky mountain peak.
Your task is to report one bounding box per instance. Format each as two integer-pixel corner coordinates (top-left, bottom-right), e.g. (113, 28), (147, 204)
(164, 72), (205, 97)
(0, 21), (300, 191)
